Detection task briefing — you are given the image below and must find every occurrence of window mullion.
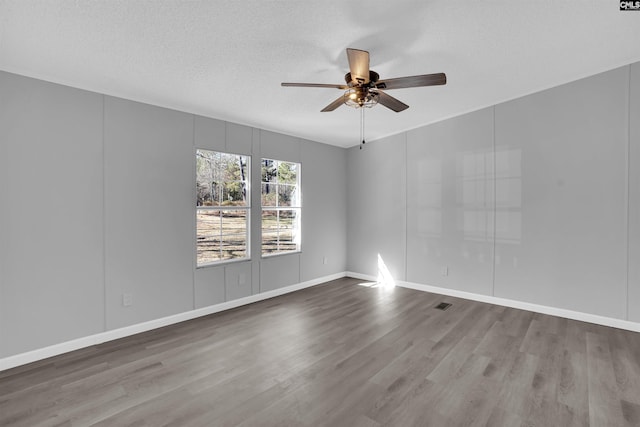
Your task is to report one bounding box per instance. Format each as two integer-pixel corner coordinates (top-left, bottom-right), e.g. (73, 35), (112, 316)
(218, 210), (223, 260)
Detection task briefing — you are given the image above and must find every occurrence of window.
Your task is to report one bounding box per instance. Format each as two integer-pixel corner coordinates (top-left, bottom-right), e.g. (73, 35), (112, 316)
(261, 158), (301, 256)
(196, 149), (250, 266)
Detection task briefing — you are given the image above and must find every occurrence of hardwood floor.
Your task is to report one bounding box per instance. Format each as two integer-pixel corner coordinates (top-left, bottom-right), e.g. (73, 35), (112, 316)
(2, 277), (640, 426)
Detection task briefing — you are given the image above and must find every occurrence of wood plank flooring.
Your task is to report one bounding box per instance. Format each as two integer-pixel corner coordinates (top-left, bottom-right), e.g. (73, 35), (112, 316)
(2, 277), (640, 426)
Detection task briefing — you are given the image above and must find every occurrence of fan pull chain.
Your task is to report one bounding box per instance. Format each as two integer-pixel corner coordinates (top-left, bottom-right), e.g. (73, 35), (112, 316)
(359, 107), (366, 150)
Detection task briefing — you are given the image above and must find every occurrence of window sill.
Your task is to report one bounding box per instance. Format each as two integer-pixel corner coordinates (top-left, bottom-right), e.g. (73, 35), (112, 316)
(261, 250), (301, 259)
(196, 257), (252, 269)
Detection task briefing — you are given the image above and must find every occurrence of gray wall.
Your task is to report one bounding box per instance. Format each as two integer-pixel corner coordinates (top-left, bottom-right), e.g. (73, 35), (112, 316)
(0, 71), (347, 358)
(347, 134), (407, 281)
(348, 63), (640, 322)
(630, 62), (640, 323)
(493, 66), (628, 318)
(0, 73), (105, 356)
(406, 107), (495, 296)
(300, 138), (347, 281)
(105, 97), (195, 330)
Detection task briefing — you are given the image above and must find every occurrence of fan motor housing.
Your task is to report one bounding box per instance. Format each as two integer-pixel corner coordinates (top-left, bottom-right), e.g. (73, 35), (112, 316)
(345, 70), (379, 86)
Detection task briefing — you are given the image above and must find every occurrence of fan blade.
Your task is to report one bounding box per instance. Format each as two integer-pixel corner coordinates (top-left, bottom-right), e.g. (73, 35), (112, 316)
(346, 48), (370, 84)
(376, 90), (409, 112)
(321, 95), (345, 112)
(376, 73), (446, 90)
(282, 82), (349, 89)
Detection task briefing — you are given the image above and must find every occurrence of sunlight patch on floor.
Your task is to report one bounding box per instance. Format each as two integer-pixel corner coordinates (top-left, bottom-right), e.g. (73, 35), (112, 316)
(357, 281), (379, 288)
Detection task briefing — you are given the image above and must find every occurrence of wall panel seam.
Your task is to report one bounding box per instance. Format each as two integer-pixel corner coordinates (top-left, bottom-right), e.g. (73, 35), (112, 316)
(626, 64), (631, 321)
(492, 106), (497, 297)
(102, 95), (107, 332)
(192, 115), (197, 310)
(404, 132), (409, 282)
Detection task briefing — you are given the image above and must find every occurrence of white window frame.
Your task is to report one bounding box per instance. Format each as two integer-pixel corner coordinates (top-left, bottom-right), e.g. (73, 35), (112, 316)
(196, 149), (251, 267)
(261, 158), (301, 257)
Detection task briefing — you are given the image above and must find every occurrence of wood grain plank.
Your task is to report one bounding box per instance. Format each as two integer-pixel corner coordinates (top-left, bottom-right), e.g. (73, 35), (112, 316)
(586, 331), (626, 427)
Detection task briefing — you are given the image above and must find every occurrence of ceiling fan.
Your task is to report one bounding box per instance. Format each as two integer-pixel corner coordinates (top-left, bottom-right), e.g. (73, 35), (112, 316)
(281, 48), (447, 113)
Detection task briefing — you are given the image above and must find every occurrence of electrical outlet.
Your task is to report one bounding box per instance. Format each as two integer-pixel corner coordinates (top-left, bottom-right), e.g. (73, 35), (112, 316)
(323, 256), (328, 265)
(441, 266), (449, 277)
(122, 293), (133, 307)
(238, 273), (246, 286)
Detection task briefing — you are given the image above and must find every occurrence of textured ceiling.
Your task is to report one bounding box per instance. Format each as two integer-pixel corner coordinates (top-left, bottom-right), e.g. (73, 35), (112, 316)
(1, 1), (639, 148)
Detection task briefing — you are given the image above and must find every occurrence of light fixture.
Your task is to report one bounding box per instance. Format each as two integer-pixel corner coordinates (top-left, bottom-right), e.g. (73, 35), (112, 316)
(343, 89), (379, 109)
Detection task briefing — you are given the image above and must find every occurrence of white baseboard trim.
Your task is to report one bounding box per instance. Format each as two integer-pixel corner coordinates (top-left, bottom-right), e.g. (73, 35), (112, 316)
(346, 271), (640, 334)
(346, 271), (378, 282)
(0, 272), (347, 372)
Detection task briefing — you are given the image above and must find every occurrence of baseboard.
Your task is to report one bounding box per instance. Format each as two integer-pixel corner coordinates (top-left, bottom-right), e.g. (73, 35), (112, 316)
(0, 271), (347, 372)
(346, 271), (378, 282)
(346, 271), (640, 334)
